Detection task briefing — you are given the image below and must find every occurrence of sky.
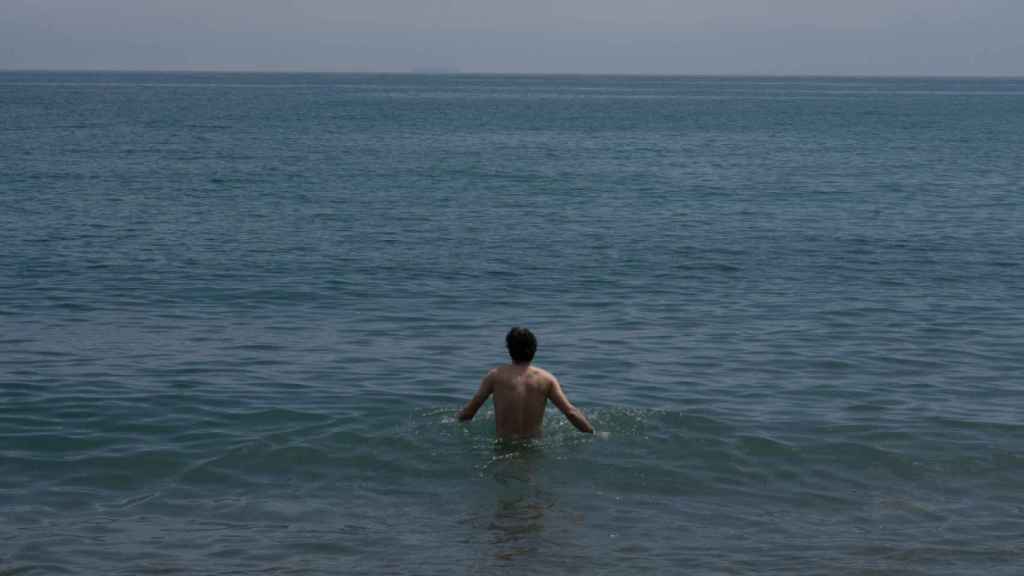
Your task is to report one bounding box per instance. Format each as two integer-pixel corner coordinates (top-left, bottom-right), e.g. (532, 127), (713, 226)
(2, 0), (1023, 75)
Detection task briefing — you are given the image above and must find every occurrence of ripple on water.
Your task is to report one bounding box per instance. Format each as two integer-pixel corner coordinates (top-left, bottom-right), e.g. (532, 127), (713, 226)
(4, 73), (1024, 575)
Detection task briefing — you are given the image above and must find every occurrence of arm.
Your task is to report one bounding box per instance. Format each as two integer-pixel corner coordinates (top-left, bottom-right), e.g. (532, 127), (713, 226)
(547, 376), (594, 434)
(458, 372), (494, 421)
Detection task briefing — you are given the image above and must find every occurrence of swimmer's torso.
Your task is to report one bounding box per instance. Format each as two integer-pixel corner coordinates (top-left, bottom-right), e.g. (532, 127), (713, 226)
(489, 364), (554, 439)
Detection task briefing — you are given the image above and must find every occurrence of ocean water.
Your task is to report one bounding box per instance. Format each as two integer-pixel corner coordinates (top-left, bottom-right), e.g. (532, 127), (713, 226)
(1, 72), (1023, 574)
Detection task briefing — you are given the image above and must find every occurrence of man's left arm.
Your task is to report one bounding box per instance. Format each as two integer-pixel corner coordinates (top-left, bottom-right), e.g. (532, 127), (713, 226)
(458, 372), (494, 421)
(547, 376), (594, 434)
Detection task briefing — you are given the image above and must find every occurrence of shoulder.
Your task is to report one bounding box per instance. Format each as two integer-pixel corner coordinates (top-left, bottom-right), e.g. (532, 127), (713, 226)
(484, 365), (511, 381)
(530, 365), (554, 378)
(529, 366), (558, 385)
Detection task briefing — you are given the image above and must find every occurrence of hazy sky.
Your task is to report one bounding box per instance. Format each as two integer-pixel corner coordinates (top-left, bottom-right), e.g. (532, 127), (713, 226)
(2, 0), (1022, 75)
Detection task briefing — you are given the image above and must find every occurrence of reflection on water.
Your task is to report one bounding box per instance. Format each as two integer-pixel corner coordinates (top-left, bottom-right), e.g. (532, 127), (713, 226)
(458, 427), (599, 572)
(487, 440), (551, 563)
(456, 438), (597, 572)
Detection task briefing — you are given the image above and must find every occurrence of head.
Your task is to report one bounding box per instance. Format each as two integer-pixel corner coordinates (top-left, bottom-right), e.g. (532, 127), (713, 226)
(505, 327), (537, 364)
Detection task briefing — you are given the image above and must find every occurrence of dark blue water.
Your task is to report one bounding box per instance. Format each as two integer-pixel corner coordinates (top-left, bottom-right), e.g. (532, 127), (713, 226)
(2, 72), (1023, 574)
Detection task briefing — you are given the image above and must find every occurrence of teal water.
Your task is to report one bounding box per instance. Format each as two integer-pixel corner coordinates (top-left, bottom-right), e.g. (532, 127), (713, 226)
(2, 72), (1023, 574)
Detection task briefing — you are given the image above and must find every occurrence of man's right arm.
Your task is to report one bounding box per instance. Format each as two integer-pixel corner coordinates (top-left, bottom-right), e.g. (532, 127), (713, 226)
(458, 372), (494, 421)
(547, 376), (594, 434)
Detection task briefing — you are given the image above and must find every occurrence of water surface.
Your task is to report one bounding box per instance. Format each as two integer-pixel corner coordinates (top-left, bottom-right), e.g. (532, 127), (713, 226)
(2, 73), (1023, 574)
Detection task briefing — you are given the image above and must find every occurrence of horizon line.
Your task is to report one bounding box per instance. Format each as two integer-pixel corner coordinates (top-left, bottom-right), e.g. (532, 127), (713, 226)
(1, 67), (1023, 80)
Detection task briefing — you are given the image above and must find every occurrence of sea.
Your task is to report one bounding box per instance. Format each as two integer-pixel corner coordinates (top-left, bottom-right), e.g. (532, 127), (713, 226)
(1, 72), (1023, 575)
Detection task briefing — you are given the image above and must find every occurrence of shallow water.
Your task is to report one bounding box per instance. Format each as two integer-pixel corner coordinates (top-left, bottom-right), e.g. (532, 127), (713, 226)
(2, 73), (1023, 574)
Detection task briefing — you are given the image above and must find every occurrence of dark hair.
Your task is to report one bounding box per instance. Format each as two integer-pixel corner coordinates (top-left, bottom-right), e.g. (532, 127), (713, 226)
(505, 327), (537, 364)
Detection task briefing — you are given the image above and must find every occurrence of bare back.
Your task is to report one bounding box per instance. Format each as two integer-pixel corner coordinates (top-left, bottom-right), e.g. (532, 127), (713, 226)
(489, 364), (553, 438)
(458, 363), (594, 439)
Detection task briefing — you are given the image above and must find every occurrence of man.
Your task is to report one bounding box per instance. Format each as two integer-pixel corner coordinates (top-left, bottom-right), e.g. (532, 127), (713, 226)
(458, 327), (594, 439)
